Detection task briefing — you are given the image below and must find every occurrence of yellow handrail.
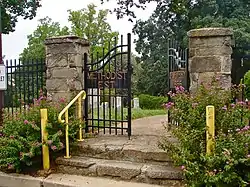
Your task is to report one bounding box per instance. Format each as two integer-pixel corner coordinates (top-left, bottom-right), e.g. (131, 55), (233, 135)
(58, 90), (86, 158)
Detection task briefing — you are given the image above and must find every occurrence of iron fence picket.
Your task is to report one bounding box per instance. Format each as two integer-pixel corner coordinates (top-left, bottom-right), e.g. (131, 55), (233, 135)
(3, 59), (46, 118)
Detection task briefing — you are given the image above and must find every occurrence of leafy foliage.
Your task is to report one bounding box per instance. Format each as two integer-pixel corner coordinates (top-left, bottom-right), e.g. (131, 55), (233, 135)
(244, 70), (250, 99)
(0, 94), (82, 172)
(138, 94), (168, 109)
(160, 79), (250, 186)
(107, 0), (250, 95)
(20, 17), (70, 60)
(68, 4), (119, 59)
(20, 4), (118, 60)
(1, 0), (41, 34)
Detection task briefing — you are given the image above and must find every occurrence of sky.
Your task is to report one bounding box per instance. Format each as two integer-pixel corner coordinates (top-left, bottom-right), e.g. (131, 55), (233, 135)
(2, 0), (156, 60)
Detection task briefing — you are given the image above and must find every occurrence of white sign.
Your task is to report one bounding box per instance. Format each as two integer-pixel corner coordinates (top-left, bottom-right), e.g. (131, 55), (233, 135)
(0, 65), (7, 90)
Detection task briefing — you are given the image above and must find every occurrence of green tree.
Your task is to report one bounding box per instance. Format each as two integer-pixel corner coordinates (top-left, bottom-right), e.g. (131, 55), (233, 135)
(16, 4), (120, 105)
(20, 17), (70, 60)
(20, 4), (119, 60)
(107, 0), (250, 95)
(68, 4), (119, 59)
(1, 0), (41, 34)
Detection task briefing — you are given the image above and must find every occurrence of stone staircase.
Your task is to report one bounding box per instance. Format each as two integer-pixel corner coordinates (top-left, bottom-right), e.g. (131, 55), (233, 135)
(55, 135), (183, 186)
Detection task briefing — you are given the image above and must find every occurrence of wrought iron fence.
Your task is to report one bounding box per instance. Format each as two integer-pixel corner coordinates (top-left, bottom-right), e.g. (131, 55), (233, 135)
(3, 59), (46, 115)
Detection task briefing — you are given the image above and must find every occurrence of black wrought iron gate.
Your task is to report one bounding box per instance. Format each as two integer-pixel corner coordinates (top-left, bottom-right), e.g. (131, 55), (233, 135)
(83, 34), (132, 137)
(168, 39), (189, 91)
(167, 39), (189, 125)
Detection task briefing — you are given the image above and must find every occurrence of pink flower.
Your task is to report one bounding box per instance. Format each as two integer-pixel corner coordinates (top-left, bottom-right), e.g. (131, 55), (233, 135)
(47, 140), (53, 145)
(222, 105), (227, 111)
(9, 135), (14, 139)
(24, 120), (29, 124)
(242, 126), (250, 132)
(247, 155), (250, 158)
(164, 102), (174, 109)
(230, 103), (235, 108)
(237, 101), (246, 106)
(181, 165), (185, 170)
(175, 86), (185, 93)
(192, 103), (198, 108)
(7, 164), (14, 170)
(59, 98), (66, 103)
(51, 145), (57, 151)
(167, 91), (176, 97)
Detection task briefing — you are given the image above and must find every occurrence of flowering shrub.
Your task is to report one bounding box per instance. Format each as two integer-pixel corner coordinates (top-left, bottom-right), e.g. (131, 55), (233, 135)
(0, 94), (83, 172)
(160, 78), (250, 187)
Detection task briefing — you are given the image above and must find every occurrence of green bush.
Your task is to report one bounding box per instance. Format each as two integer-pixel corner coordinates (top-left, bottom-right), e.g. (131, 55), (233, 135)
(0, 95), (82, 172)
(244, 70), (250, 99)
(138, 94), (168, 109)
(160, 79), (250, 187)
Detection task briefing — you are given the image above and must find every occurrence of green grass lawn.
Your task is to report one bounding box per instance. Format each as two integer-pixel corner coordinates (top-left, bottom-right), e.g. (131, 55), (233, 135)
(87, 107), (166, 130)
(90, 107), (166, 121)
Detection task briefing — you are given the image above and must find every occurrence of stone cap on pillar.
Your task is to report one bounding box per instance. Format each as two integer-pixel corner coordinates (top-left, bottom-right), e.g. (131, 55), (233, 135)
(188, 28), (233, 38)
(44, 35), (90, 46)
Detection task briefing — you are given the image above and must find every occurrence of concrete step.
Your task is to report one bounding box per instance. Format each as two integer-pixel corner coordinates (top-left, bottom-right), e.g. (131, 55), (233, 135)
(73, 135), (173, 164)
(44, 173), (163, 187)
(55, 156), (183, 186)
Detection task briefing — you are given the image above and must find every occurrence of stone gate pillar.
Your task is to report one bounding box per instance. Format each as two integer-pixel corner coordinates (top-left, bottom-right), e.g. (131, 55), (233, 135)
(45, 36), (90, 101)
(187, 28), (234, 93)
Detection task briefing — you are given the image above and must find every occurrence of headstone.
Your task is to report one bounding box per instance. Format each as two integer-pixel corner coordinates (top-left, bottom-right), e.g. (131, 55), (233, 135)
(133, 98), (140, 109)
(100, 102), (109, 110)
(116, 97), (122, 112)
(88, 89), (99, 109)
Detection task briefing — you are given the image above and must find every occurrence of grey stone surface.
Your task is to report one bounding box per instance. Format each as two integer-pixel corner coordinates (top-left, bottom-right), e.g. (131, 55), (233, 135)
(56, 157), (96, 168)
(76, 115), (173, 163)
(55, 115), (182, 186)
(0, 172), (42, 187)
(45, 35), (89, 47)
(45, 35), (89, 102)
(145, 165), (183, 180)
(56, 156), (183, 183)
(188, 28), (233, 38)
(97, 160), (143, 180)
(188, 27), (233, 93)
(44, 174), (164, 187)
(189, 56), (222, 73)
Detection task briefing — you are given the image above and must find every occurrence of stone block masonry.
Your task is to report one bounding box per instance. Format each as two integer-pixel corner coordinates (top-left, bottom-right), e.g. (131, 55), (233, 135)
(45, 35), (90, 102)
(188, 28), (234, 93)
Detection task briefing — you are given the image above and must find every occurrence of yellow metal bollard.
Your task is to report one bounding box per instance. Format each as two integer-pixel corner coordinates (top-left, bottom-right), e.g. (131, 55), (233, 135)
(77, 97), (84, 142)
(64, 109), (71, 158)
(206, 105), (215, 155)
(40, 109), (50, 170)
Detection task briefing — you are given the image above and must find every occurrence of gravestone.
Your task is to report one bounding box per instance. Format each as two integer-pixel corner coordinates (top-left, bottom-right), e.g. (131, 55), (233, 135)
(133, 98), (140, 109)
(116, 97), (122, 112)
(88, 89), (99, 109)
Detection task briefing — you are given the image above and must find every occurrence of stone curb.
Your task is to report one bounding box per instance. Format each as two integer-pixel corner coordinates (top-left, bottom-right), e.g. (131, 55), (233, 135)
(0, 172), (42, 187)
(0, 172), (165, 187)
(0, 172), (74, 187)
